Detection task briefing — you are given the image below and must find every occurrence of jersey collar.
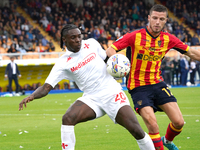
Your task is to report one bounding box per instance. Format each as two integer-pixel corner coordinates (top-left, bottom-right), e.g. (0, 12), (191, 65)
(65, 48), (74, 56)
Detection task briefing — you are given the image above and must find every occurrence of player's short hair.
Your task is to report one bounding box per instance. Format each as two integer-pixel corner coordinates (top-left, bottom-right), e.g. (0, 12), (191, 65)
(60, 24), (78, 49)
(149, 4), (168, 17)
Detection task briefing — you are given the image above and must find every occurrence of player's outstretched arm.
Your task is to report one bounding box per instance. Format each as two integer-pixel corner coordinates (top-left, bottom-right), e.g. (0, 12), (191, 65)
(185, 47), (200, 61)
(19, 83), (53, 111)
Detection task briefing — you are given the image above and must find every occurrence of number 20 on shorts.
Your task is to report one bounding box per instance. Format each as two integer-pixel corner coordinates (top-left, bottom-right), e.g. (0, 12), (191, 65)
(115, 92), (126, 104)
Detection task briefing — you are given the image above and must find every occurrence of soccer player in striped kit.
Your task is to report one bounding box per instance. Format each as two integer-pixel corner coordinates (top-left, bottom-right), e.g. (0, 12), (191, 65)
(106, 4), (200, 150)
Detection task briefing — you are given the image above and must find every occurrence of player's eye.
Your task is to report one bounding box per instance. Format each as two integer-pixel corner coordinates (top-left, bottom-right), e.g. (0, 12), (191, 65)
(160, 18), (165, 21)
(71, 36), (75, 39)
(152, 16), (157, 20)
(78, 34), (82, 38)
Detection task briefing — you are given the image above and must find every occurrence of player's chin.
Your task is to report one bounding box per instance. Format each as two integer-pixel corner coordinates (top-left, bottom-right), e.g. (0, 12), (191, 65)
(76, 46), (81, 50)
(153, 29), (161, 34)
(73, 47), (81, 52)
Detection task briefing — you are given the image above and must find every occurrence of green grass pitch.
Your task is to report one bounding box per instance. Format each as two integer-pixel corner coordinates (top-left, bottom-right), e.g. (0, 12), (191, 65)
(0, 87), (200, 150)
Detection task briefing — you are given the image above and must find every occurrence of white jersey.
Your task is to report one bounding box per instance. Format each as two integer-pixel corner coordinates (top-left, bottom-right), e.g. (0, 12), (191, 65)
(45, 38), (122, 96)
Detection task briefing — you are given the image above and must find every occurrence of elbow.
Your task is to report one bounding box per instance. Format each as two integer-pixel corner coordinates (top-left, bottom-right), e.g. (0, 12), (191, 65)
(45, 83), (53, 93)
(190, 54), (200, 61)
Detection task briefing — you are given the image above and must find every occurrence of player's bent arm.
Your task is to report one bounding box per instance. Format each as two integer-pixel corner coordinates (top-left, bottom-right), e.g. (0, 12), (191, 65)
(31, 83), (53, 99)
(185, 48), (200, 61)
(106, 46), (117, 57)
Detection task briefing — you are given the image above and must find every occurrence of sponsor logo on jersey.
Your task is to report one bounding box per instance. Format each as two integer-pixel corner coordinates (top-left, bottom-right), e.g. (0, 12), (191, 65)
(149, 47), (156, 51)
(142, 39), (150, 42)
(142, 46), (161, 52)
(70, 53), (96, 72)
(136, 53), (162, 61)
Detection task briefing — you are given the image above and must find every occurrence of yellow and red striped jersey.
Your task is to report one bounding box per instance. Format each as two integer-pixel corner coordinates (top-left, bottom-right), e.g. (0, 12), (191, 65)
(111, 27), (189, 90)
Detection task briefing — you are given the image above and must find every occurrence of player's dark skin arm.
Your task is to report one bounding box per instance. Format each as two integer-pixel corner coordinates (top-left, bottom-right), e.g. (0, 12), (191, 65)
(19, 83), (53, 110)
(31, 83), (53, 98)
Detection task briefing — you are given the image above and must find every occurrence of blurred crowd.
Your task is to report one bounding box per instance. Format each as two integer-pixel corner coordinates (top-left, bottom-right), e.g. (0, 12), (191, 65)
(0, 1), (55, 55)
(14, 0), (200, 49)
(161, 55), (200, 86)
(1, 0), (200, 91)
(1, 0), (200, 55)
(160, 0), (200, 46)
(15, 0), (151, 48)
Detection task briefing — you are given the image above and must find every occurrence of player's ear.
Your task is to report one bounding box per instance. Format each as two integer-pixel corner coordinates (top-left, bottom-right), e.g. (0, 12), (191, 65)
(148, 15), (150, 21)
(62, 36), (66, 43)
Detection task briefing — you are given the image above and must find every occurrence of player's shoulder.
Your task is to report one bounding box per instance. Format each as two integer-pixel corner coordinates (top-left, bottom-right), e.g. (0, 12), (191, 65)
(52, 53), (69, 69)
(83, 38), (98, 44)
(135, 27), (146, 33)
(55, 54), (66, 65)
(82, 38), (101, 48)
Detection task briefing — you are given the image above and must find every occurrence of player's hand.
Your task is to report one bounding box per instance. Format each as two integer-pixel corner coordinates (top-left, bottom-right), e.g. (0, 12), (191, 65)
(19, 95), (34, 111)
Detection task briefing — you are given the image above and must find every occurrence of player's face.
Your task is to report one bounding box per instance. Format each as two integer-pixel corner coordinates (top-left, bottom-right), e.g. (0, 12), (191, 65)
(148, 11), (167, 36)
(63, 28), (82, 53)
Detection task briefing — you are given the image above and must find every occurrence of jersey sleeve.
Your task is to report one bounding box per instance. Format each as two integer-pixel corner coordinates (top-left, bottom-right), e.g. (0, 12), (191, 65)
(45, 61), (67, 88)
(111, 32), (133, 51)
(170, 34), (189, 54)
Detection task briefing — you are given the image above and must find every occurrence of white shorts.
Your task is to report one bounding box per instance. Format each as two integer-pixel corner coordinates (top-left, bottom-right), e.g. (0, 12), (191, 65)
(77, 90), (130, 123)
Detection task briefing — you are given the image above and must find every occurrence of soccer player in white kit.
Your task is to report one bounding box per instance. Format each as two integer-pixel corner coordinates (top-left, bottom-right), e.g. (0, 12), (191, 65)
(19, 24), (154, 150)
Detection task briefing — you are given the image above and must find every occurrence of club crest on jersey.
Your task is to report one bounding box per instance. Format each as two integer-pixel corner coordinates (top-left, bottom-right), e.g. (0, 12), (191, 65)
(84, 43), (89, 49)
(158, 40), (162, 47)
